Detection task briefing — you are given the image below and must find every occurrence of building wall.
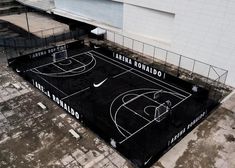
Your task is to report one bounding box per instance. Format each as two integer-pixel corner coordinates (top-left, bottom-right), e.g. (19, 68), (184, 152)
(124, 0), (235, 86)
(54, 0), (123, 28)
(123, 4), (175, 45)
(53, 0), (235, 86)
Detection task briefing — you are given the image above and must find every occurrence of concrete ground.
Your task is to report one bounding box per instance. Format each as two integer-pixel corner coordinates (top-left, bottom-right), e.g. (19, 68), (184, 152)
(0, 12), (69, 37)
(155, 95), (235, 168)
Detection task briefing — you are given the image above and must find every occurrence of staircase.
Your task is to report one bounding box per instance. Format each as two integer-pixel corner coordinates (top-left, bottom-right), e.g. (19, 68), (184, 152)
(0, 0), (25, 16)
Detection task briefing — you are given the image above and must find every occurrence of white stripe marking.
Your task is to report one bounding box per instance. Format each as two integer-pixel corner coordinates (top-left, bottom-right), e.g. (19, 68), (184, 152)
(61, 87), (90, 100)
(53, 63), (66, 72)
(112, 68), (133, 79)
(33, 69), (67, 96)
(91, 51), (191, 97)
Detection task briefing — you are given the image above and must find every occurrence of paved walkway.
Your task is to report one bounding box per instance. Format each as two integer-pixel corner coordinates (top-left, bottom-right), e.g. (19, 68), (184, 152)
(0, 12), (69, 37)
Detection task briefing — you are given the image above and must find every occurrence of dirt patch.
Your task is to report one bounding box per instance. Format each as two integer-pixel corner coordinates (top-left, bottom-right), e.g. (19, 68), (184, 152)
(224, 134), (235, 142)
(175, 140), (223, 168)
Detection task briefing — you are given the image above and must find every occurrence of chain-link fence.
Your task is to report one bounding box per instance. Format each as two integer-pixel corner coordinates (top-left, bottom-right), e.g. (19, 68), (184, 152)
(1, 27), (85, 60)
(106, 30), (228, 101)
(32, 26), (70, 38)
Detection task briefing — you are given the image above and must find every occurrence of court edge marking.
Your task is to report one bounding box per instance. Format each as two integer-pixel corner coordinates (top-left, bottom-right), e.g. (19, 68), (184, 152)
(91, 50), (191, 96)
(90, 50), (191, 96)
(119, 94), (191, 144)
(90, 51), (191, 100)
(112, 89), (180, 139)
(71, 57), (85, 65)
(58, 59), (72, 66)
(33, 69), (68, 96)
(31, 53), (96, 77)
(110, 88), (162, 138)
(123, 105), (150, 122)
(112, 68), (133, 79)
(26, 51), (90, 72)
(53, 63), (66, 72)
(61, 87), (91, 100)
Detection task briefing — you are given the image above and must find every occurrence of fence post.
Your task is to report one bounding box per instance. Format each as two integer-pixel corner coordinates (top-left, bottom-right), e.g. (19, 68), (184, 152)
(41, 31), (43, 39)
(191, 60), (196, 77)
(53, 28), (56, 43)
(142, 43), (144, 55)
(153, 47), (156, 63)
(177, 55), (182, 77)
(164, 51), (168, 72)
(63, 30), (66, 41)
(132, 39), (134, 52)
(122, 36), (124, 47)
(206, 65), (211, 84)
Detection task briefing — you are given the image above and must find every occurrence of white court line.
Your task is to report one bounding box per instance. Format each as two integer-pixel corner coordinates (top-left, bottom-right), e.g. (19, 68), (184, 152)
(120, 106), (170, 144)
(111, 88), (160, 138)
(53, 63), (66, 72)
(91, 50), (191, 96)
(61, 87), (90, 100)
(26, 51), (90, 72)
(112, 68), (133, 79)
(142, 94), (161, 105)
(71, 57), (85, 65)
(91, 51), (191, 98)
(119, 118), (156, 144)
(58, 59), (72, 66)
(163, 90), (186, 99)
(172, 94), (191, 109)
(100, 50), (191, 143)
(30, 52), (96, 78)
(144, 105), (157, 116)
(110, 88), (181, 138)
(33, 69), (67, 96)
(123, 105), (150, 122)
(118, 125), (132, 136)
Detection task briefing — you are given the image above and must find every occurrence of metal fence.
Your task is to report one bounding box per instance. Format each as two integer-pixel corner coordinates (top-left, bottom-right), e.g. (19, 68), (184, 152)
(32, 26), (70, 38)
(1, 27), (85, 60)
(105, 30), (228, 92)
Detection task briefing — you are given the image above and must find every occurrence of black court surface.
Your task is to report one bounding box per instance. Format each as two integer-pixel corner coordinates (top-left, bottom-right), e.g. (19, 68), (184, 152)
(8, 41), (218, 168)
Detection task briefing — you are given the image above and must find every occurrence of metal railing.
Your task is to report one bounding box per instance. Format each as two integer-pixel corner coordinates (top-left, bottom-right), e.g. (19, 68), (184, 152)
(32, 26), (70, 38)
(2, 27), (86, 60)
(105, 30), (228, 100)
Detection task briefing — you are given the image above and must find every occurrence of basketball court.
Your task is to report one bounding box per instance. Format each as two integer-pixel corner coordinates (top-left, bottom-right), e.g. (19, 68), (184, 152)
(8, 41), (217, 167)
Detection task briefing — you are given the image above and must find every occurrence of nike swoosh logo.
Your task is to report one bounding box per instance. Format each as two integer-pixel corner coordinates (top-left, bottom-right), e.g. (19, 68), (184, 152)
(93, 78), (108, 88)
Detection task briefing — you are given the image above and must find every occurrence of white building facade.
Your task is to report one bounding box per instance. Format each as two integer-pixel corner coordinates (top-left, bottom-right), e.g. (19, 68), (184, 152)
(51, 0), (234, 86)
